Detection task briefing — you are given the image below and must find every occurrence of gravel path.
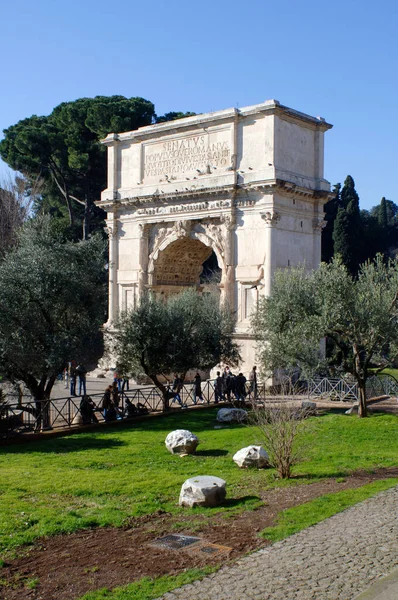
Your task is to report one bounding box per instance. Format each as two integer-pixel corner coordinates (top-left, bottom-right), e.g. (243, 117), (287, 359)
(159, 485), (398, 600)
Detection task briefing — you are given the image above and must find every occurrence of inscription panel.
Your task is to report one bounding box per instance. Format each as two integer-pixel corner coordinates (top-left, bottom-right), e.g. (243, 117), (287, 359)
(143, 128), (231, 183)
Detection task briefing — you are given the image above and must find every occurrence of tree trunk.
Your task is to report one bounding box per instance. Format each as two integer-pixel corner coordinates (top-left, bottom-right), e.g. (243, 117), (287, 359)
(151, 374), (170, 411)
(358, 380), (368, 418)
(21, 373), (56, 431)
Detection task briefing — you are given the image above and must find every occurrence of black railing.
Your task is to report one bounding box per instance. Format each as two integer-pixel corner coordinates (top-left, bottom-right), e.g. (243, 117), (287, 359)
(0, 380), (266, 439)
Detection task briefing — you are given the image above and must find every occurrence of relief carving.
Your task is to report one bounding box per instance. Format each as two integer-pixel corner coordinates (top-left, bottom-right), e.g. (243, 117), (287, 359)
(260, 211), (281, 225)
(173, 220), (192, 238)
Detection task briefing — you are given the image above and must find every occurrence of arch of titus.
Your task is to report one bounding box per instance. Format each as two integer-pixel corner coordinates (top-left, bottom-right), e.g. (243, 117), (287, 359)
(99, 100), (332, 370)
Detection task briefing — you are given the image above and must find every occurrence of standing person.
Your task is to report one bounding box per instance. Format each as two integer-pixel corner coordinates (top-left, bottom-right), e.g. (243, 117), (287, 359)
(171, 374), (183, 406)
(76, 363), (87, 396)
(69, 360), (77, 396)
(101, 385), (116, 421)
(222, 366), (233, 402)
(64, 364), (69, 389)
(111, 381), (120, 407)
(193, 372), (204, 404)
(214, 371), (224, 404)
(121, 374), (130, 392)
(249, 365), (258, 399)
(235, 373), (247, 404)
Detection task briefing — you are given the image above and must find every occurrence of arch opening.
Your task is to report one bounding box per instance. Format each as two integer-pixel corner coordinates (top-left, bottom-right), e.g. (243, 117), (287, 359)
(150, 238), (221, 297)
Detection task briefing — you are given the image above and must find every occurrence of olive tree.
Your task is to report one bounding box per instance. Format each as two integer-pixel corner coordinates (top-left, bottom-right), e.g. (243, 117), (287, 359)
(0, 216), (107, 422)
(252, 257), (398, 417)
(114, 289), (240, 410)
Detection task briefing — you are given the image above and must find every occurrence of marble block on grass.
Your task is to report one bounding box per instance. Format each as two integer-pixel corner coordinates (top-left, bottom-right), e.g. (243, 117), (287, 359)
(165, 429), (199, 455)
(179, 475), (226, 507)
(216, 408), (248, 423)
(233, 445), (269, 468)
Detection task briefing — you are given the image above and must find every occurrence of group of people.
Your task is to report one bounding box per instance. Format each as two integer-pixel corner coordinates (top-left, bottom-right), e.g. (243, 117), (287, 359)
(78, 382), (148, 424)
(214, 365), (258, 404)
(167, 366), (258, 407)
(70, 365), (259, 425)
(64, 361), (87, 396)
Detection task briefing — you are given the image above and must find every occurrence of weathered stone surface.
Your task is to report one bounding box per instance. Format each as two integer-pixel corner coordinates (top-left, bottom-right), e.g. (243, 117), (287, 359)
(301, 401), (317, 410)
(165, 429), (199, 455)
(179, 475), (226, 507)
(233, 445), (269, 468)
(216, 408), (248, 423)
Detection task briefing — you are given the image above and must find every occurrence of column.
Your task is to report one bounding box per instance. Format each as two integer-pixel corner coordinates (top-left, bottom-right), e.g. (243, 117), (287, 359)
(261, 211), (280, 297)
(138, 224), (151, 296)
(222, 215), (236, 309)
(312, 217), (325, 269)
(106, 211), (119, 325)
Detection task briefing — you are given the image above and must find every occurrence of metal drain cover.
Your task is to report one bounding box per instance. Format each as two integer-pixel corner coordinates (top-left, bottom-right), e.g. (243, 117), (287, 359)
(198, 543), (232, 555)
(152, 534), (201, 549)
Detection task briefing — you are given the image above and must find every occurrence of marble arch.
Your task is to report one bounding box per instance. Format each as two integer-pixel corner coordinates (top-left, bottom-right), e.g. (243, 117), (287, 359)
(98, 100), (332, 370)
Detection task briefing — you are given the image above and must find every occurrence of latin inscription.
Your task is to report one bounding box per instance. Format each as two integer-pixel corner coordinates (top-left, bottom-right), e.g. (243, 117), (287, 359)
(144, 133), (231, 180)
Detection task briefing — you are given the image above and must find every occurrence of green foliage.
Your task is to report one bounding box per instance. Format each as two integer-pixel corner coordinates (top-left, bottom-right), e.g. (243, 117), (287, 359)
(0, 96), (155, 239)
(253, 257), (398, 415)
(321, 183), (340, 263)
(0, 216), (106, 400)
(77, 568), (216, 600)
(333, 176), (363, 274)
(155, 111), (196, 123)
(0, 410), (396, 556)
(115, 290), (240, 406)
(261, 478), (398, 542)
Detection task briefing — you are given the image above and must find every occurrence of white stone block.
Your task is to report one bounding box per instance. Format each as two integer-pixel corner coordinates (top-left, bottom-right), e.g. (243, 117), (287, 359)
(165, 429), (199, 455)
(216, 408), (248, 423)
(179, 475), (226, 507)
(233, 445), (269, 469)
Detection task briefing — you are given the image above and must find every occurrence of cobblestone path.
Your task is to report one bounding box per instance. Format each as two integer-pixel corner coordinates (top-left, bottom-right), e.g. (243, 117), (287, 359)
(159, 485), (398, 600)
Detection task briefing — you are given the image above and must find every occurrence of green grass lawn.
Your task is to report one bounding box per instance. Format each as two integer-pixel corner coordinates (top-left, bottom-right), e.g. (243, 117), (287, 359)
(0, 408), (397, 560)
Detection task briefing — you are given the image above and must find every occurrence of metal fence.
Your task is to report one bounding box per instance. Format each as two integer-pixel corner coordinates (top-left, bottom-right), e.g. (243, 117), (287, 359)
(2, 373), (396, 439)
(0, 380), (262, 439)
(307, 374), (398, 402)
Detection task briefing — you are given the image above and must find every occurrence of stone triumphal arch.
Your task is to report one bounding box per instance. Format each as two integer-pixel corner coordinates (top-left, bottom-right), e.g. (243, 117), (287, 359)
(99, 100), (332, 370)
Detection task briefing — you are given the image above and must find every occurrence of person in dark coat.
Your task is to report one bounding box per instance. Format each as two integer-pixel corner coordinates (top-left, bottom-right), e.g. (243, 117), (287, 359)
(193, 373), (204, 404)
(80, 395), (98, 424)
(235, 373), (247, 404)
(222, 366), (233, 401)
(214, 371), (224, 404)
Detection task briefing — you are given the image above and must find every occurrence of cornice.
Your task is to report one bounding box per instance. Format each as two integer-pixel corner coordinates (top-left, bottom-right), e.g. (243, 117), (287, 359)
(101, 100), (332, 146)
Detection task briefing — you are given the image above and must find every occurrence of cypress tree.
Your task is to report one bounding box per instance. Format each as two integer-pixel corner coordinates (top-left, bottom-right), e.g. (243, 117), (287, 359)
(333, 176), (362, 275)
(378, 197), (388, 230)
(340, 175), (359, 209)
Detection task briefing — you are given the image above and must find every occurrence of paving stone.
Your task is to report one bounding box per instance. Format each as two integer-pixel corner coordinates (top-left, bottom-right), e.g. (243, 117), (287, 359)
(156, 486), (398, 600)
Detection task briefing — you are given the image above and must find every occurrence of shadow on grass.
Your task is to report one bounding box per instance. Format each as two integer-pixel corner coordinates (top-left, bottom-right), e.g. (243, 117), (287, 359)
(195, 449), (229, 457)
(1, 436), (127, 454)
(222, 495), (261, 508)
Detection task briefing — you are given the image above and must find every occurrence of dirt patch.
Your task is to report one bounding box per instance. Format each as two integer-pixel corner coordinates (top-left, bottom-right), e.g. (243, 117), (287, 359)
(1, 467), (397, 600)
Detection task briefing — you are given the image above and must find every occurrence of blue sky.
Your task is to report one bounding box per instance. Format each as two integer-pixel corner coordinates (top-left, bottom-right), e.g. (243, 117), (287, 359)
(1, 0), (397, 210)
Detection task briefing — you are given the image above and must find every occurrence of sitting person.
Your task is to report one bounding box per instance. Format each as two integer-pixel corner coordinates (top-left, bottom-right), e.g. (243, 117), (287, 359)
(136, 401), (149, 414)
(80, 395), (99, 424)
(124, 398), (137, 418)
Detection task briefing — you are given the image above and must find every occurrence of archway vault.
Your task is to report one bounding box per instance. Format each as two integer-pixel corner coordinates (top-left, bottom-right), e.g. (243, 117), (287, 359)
(152, 237), (213, 287)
